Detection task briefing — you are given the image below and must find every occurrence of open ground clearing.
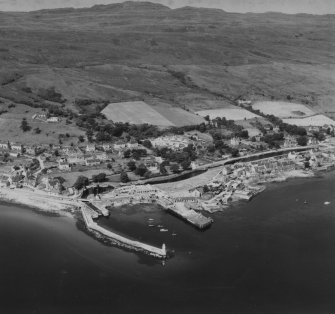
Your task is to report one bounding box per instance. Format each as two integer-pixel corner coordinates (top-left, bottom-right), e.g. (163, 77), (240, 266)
(252, 101), (316, 118)
(283, 115), (335, 126)
(154, 167), (220, 193)
(196, 108), (260, 121)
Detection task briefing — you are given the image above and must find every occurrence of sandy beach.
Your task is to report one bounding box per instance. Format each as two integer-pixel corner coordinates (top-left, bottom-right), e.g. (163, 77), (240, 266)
(0, 187), (78, 217)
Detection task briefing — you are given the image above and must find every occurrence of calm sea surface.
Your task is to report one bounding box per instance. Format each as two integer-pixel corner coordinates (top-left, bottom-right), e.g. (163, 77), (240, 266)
(0, 174), (335, 314)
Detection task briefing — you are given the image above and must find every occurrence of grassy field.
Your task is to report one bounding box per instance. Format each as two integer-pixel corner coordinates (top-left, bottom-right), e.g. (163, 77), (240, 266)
(283, 115), (335, 126)
(252, 101), (316, 118)
(102, 100), (204, 127)
(0, 103), (85, 145)
(153, 106), (205, 126)
(196, 108), (260, 120)
(102, 101), (174, 126)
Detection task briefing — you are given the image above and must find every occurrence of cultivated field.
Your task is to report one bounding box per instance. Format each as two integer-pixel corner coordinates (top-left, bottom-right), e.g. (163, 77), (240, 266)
(154, 106), (205, 127)
(102, 101), (174, 126)
(102, 101), (204, 127)
(196, 108), (260, 121)
(252, 101), (315, 118)
(283, 115), (335, 127)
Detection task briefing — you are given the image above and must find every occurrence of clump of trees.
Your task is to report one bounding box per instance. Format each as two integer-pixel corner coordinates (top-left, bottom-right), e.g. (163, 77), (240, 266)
(74, 176), (89, 190)
(154, 144), (197, 170)
(170, 164), (180, 173)
(120, 171), (130, 183)
(127, 161), (137, 172)
(92, 173), (107, 183)
(38, 87), (66, 104)
(21, 118), (31, 132)
(135, 164), (148, 177)
(261, 133), (284, 148)
(124, 148), (147, 160)
(312, 131), (326, 142)
(141, 139), (152, 149)
(297, 135), (308, 146)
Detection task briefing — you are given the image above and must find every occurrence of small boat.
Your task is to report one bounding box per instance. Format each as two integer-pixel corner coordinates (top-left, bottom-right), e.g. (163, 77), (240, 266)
(172, 233), (177, 236)
(157, 225), (163, 228)
(148, 218), (154, 221)
(304, 200), (308, 204)
(160, 229), (168, 232)
(324, 201), (331, 205)
(148, 224), (155, 227)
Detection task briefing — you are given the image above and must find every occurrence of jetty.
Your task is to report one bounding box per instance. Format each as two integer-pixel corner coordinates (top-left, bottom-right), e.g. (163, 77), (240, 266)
(168, 202), (213, 230)
(80, 203), (167, 259)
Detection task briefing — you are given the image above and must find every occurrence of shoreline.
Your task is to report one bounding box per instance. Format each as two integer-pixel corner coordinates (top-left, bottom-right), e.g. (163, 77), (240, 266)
(0, 168), (328, 216)
(0, 167), (333, 261)
(0, 187), (78, 219)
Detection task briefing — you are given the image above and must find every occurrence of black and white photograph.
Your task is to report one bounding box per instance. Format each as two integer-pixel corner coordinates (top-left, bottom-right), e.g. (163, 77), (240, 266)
(0, 0), (334, 313)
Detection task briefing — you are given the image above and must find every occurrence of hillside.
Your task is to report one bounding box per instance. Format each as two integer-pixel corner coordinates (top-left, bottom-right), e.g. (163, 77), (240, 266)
(0, 1), (334, 137)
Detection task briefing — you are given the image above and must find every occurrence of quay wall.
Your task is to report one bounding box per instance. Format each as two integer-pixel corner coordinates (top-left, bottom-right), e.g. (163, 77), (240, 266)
(167, 202), (213, 230)
(80, 204), (167, 258)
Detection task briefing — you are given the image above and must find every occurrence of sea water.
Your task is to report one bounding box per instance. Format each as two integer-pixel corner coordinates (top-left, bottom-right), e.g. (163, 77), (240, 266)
(0, 174), (334, 314)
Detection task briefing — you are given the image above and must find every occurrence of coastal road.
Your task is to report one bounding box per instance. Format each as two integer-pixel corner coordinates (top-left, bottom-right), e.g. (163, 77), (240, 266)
(196, 145), (317, 170)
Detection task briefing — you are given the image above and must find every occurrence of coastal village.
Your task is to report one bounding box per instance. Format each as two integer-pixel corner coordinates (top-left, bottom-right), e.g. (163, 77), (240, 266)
(0, 98), (335, 258)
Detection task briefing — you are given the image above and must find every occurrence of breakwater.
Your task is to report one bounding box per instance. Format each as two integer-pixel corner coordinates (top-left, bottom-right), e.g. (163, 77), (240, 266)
(80, 203), (167, 259)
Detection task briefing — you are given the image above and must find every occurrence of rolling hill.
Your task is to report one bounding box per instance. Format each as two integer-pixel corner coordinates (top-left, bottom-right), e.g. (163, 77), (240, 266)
(0, 1), (334, 134)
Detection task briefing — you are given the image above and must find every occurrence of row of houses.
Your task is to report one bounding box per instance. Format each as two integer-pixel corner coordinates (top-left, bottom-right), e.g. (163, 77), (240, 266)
(150, 135), (191, 150)
(32, 114), (61, 123)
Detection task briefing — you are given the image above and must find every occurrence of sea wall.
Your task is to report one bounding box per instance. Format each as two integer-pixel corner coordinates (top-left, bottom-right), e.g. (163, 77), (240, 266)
(80, 204), (167, 259)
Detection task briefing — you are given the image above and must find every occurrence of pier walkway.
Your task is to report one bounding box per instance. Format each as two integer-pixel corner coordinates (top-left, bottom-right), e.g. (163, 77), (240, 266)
(170, 202), (213, 229)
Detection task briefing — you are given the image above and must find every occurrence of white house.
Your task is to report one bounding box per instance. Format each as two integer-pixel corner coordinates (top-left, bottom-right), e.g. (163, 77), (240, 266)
(68, 154), (86, 165)
(127, 140), (139, 149)
(85, 158), (100, 167)
(145, 161), (160, 174)
(102, 143), (112, 151)
(32, 114), (47, 121)
(237, 99), (252, 106)
(230, 137), (240, 147)
(25, 147), (35, 155)
(0, 143), (8, 150)
(86, 144), (96, 152)
(95, 152), (108, 161)
(58, 161), (71, 171)
(191, 161), (199, 170)
(283, 135), (297, 148)
(113, 142), (128, 150)
(47, 117), (61, 123)
(155, 156), (164, 164)
(11, 144), (22, 152)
